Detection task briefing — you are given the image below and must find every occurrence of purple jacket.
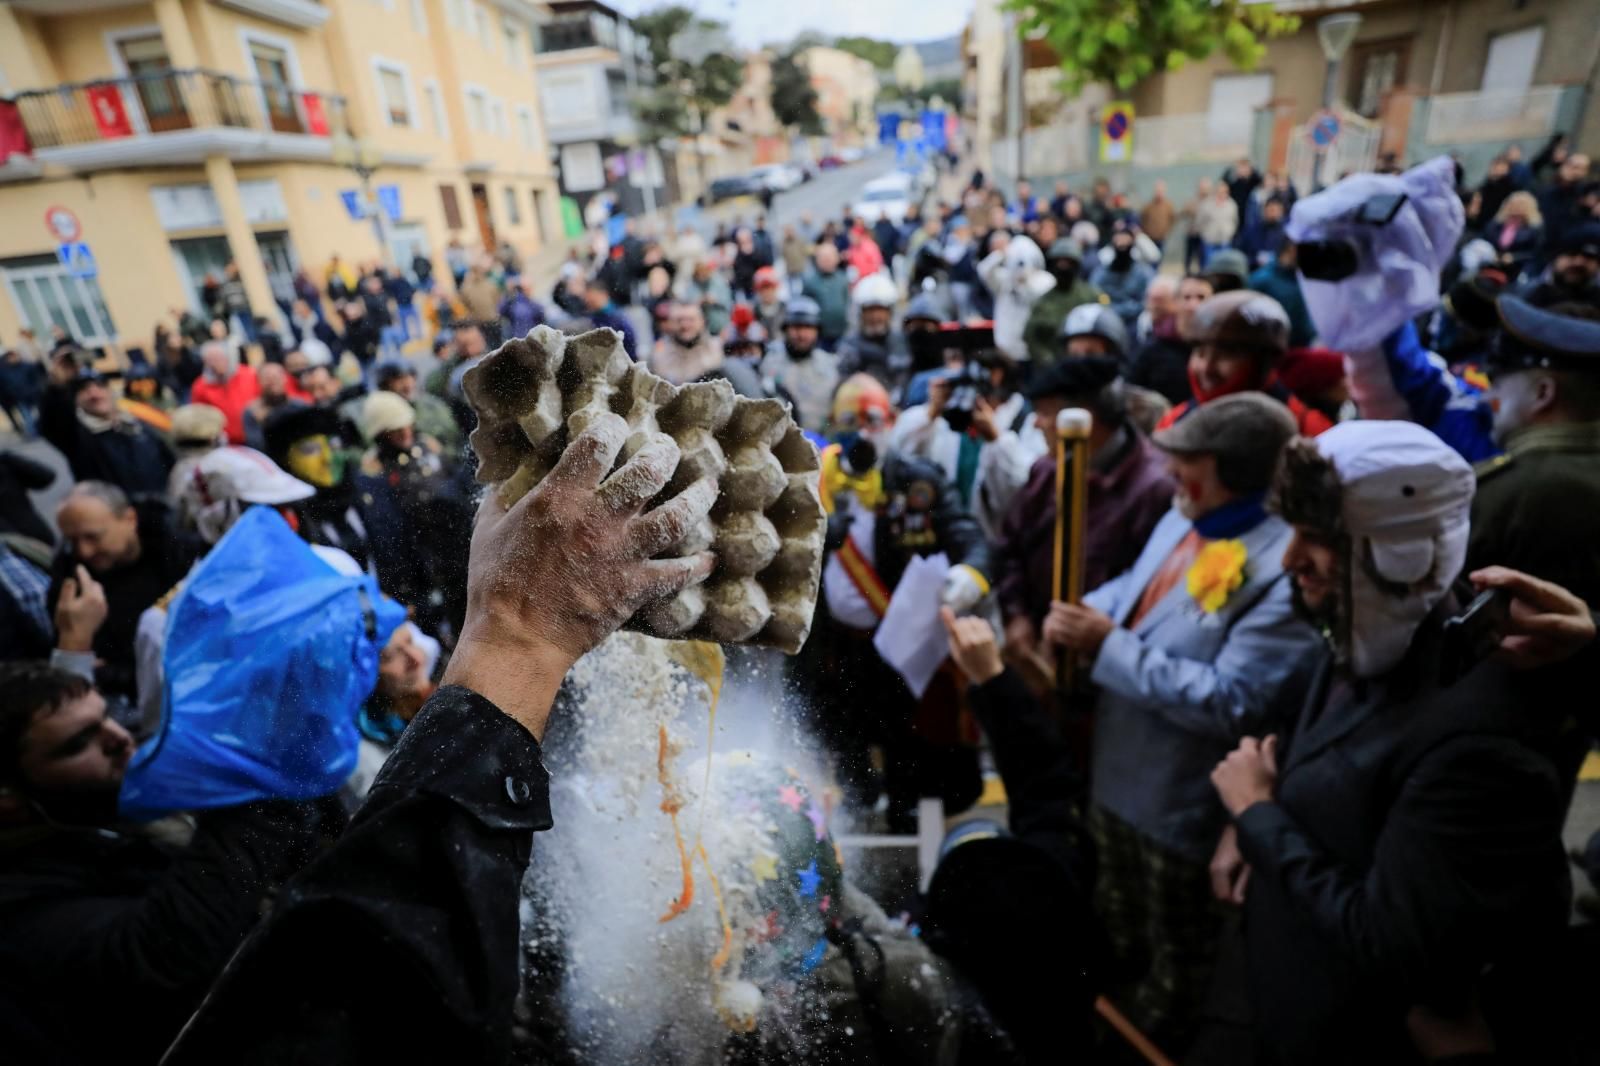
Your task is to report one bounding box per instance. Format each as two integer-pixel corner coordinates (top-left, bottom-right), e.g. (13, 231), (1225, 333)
(993, 428), (1175, 628)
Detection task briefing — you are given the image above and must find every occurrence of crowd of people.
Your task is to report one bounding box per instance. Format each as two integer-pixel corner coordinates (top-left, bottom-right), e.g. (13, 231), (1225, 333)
(1, 140), (1599, 1066)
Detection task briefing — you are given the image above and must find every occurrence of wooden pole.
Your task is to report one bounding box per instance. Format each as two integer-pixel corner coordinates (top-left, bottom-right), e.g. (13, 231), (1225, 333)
(1054, 408), (1093, 689)
(1094, 995), (1177, 1066)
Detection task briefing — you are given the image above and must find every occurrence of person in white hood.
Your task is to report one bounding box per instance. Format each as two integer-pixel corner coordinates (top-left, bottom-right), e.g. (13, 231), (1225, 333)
(977, 234), (1054, 363)
(1206, 419), (1574, 1065)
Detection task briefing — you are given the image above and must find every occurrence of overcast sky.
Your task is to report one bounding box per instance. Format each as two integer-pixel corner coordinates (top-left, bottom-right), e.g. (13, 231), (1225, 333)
(609, 0), (973, 49)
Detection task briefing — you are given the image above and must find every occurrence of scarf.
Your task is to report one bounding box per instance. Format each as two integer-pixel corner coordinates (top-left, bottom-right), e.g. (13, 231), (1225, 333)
(1193, 490), (1269, 539)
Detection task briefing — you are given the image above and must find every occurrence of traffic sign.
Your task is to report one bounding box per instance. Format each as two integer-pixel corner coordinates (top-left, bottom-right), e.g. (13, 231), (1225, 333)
(1307, 110), (1342, 153)
(1099, 102), (1135, 164)
(44, 205), (82, 243)
(339, 189), (367, 220)
(56, 242), (97, 280)
(376, 184), (402, 223)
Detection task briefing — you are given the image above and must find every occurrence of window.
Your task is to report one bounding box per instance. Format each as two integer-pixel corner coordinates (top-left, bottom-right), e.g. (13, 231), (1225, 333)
(465, 86), (488, 131)
(1482, 25), (1543, 93)
(1206, 72), (1273, 146)
(440, 183), (463, 228)
(1348, 38), (1410, 119)
(409, 0), (426, 31)
(503, 18), (521, 66)
(423, 79), (447, 136)
(373, 59), (414, 128)
(2, 255), (117, 347)
(490, 99), (506, 137)
(445, 0), (463, 27)
(516, 105), (535, 149)
(560, 141), (604, 193)
(248, 39), (301, 133)
(116, 34), (185, 132)
(476, 4), (492, 48)
(503, 186), (521, 225)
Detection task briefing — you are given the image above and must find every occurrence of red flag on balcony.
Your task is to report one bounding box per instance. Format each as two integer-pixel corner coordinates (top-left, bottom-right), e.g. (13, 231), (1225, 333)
(0, 101), (30, 163)
(86, 85), (133, 139)
(301, 92), (330, 136)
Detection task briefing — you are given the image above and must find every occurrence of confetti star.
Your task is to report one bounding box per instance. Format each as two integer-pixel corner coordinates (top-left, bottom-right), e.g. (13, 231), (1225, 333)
(777, 784), (804, 812)
(796, 860), (821, 898)
(805, 801), (826, 841)
(751, 852), (779, 883)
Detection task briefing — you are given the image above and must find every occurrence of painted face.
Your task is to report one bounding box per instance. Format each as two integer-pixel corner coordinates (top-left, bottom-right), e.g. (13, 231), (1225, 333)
(287, 433), (338, 488)
(1165, 451), (1230, 520)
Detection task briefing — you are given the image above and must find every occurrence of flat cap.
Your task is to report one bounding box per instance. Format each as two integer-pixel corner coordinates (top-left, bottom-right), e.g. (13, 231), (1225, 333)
(1188, 289), (1291, 356)
(1153, 391), (1297, 492)
(1046, 238), (1084, 262)
(1488, 295), (1600, 374)
(1203, 248), (1251, 285)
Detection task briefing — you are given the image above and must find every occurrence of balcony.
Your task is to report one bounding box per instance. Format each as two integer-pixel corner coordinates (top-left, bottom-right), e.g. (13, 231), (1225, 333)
(1421, 86), (1567, 145)
(12, 69), (352, 172)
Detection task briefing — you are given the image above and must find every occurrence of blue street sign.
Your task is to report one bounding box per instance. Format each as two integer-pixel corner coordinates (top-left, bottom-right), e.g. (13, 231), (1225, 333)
(339, 189), (366, 220)
(1309, 110), (1342, 152)
(55, 242), (97, 280)
(376, 184), (402, 223)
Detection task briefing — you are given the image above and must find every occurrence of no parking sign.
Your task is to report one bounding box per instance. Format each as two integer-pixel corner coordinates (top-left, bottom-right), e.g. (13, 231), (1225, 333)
(1099, 102), (1135, 164)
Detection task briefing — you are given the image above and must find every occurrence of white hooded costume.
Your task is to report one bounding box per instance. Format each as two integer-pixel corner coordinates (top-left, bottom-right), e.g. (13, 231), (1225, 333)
(978, 235), (1054, 363)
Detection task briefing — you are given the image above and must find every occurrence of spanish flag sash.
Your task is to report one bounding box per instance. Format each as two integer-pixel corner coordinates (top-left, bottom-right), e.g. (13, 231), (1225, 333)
(837, 534), (891, 620)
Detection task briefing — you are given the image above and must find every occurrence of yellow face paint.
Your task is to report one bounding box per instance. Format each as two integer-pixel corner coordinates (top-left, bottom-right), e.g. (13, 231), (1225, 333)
(287, 434), (335, 488)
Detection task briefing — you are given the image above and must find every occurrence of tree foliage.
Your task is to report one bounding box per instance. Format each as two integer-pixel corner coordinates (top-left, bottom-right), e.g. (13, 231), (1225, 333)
(770, 50), (824, 136)
(832, 35), (898, 71)
(631, 4), (745, 137)
(1004, 0), (1300, 93)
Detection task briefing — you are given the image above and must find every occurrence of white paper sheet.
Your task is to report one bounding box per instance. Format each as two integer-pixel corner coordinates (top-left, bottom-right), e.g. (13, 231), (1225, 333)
(873, 552), (951, 699)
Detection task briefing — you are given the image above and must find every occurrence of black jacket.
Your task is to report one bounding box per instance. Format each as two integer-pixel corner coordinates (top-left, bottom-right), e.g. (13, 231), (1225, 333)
(1235, 606), (1571, 1065)
(163, 686), (551, 1065)
(0, 449), (56, 544)
(0, 801), (321, 1065)
(39, 384), (173, 499)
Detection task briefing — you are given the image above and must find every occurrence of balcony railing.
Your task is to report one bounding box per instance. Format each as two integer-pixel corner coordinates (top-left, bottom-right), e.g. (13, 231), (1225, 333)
(13, 69), (350, 151)
(1422, 86), (1564, 145)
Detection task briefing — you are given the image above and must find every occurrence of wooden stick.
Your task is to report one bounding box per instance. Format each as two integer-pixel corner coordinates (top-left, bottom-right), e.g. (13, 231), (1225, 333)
(1055, 408), (1093, 690)
(1094, 995), (1177, 1066)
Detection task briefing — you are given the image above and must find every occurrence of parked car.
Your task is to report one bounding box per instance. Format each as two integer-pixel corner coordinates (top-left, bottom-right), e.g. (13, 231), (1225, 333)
(705, 175), (758, 204)
(851, 174), (913, 225)
(750, 164), (802, 193)
(818, 155), (844, 170)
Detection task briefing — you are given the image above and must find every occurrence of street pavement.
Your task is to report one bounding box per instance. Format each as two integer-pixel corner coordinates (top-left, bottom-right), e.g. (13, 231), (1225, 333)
(684, 148), (907, 240)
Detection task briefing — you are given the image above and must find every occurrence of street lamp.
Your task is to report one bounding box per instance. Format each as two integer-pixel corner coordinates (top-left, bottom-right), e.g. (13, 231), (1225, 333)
(331, 130), (391, 262)
(1310, 12), (1362, 190)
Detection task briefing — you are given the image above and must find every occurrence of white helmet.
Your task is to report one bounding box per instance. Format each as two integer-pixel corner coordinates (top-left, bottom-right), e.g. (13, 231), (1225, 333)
(852, 271), (898, 310)
(183, 446), (315, 544)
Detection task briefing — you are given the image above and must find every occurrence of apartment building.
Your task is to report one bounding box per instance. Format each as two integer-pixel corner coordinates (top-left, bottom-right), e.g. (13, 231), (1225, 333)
(799, 46), (878, 147)
(0, 0), (561, 351)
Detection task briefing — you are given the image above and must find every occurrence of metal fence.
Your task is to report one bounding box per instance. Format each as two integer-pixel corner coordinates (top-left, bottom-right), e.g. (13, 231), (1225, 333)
(13, 69), (350, 150)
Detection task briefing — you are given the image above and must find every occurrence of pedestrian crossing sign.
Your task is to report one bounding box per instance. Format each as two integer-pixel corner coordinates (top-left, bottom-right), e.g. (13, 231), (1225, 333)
(55, 242), (97, 280)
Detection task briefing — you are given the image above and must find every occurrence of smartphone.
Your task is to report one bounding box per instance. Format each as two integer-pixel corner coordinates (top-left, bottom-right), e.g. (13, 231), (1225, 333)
(1296, 240), (1360, 282)
(1439, 587), (1512, 685)
(1356, 191), (1407, 226)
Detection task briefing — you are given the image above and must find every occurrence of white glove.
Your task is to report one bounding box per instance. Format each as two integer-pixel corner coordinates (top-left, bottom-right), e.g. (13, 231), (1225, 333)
(940, 564), (989, 614)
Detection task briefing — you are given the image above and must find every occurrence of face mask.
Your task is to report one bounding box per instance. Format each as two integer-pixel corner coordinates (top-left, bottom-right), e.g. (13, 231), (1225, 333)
(1050, 263), (1079, 287)
(1112, 248), (1133, 269)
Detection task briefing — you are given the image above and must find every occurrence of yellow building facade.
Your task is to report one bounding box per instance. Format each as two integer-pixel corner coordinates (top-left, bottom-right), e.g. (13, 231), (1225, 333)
(0, 0), (561, 351)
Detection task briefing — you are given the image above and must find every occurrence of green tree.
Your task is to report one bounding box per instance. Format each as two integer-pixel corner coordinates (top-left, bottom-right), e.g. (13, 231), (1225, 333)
(832, 35), (898, 70)
(1004, 0), (1299, 93)
(770, 50), (824, 136)
(631, 5), (745, 193)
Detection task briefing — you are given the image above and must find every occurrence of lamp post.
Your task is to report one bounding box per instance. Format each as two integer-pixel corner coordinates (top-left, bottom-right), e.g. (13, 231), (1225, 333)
(332, 131), (391, 262)
(1311, 12), (1362, 190)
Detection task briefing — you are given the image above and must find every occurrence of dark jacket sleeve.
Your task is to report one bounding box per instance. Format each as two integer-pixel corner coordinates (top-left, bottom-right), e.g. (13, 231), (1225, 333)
(0, 450), (57, 491)
(38, 384), (81, 475)
(162, 685), (552, 1066)
(992, 459), (1051, 621)
(929, 464), (992, 579)
(1235, 734), (1568, 1007)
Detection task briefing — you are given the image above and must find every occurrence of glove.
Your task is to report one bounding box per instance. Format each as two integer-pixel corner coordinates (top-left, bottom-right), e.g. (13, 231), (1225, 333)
(940, 564), (990, 614)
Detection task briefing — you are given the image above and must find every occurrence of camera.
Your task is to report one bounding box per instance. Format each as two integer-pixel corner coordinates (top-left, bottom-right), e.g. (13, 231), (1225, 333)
(1296, 192), (1409, 282)
(938, 359), (995, 435)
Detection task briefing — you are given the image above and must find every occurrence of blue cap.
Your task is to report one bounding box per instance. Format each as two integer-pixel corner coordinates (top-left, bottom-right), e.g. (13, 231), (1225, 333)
(1490, 295), (1600, 373)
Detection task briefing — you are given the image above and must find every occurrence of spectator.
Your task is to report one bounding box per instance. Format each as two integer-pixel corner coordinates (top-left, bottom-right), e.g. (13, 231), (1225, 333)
(1135, 274), (1178, 346)
(872, 211), (901, 261)
(751, 266), (785, 337)
(1535, 149), (1591, 256)
(836, 273), (909, 390)
(376, 361), (463, 460)
(677, 256), (734, 337)
(385, 265), (421, 342)
(1247, 242), (1316, 348)
(1047, 392), (1316, 1050)
(1022, 238), (1105, 366)
(1196, 183), (1240, 267)
(844, 225), (886, 281)
(218, 261), (255, 342)
(649, 302), (723, 385)
(580, 278), (639, 362)
(761, 296), (841, 433)
(1180, 178), (1214, 274)
(1130, 274), (1211, 405)
(1485, 190), (1544, 282)
(0, 661), (324, 1063)
(39, 355), (173, 498)
(498, 276), (546, 340)
(1236, 196), (1290, 270)
(47, 481), (205, 700)
(1139, 179), (1176, 253)
(458, 260), (501, 323)
(1223, 157), (1262, 219)
(1203, 248), (1251, 295)
(780, 224), (811, 278)
(243, 362), (305, 453)
(1158, 290), (1334, 438)
(1090, 229), (1156, 338)
(801, 243), (852, 349)
(1216, 420), (1571, 1064)
(1517, 224), (1600, 311)
(731, 229), (767, 300)
(188, 340), (261, 446)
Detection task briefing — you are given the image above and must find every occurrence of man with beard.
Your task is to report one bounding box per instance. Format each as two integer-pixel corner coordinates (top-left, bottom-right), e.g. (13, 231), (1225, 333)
(1517, 224), (1600, 311)
(1157, 289), (1333, 438)
(264, 404), (371, 569)
(0, 662), (322, 1064)
(837, 272), (911, 392)
(1209, 419), (1572, 1064)
(761, 296), (840, 432)
(1022, 238), (1105, 365)
(649, 302), (724, 385)
(1045, 393), (1319, 1052)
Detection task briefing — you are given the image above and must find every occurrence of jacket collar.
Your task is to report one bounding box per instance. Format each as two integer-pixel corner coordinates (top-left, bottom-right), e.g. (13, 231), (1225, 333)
(1503, 420), (1600, 457)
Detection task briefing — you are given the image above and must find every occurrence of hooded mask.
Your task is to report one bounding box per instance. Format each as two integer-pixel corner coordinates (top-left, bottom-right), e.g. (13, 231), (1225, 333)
(1312, 421), (1474, 679)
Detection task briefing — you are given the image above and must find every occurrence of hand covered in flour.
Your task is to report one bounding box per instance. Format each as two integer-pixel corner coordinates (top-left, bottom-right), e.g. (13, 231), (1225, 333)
(445, 412), (717, 737)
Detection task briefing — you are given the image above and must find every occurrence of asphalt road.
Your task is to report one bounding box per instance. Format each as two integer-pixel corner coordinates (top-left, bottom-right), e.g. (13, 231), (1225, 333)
(686, 148), (906, 239)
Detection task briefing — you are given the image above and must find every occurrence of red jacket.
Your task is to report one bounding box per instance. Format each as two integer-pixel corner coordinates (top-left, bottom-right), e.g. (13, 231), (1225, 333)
(189, 365), (262, 445)
(1156, 384), (1334, 439)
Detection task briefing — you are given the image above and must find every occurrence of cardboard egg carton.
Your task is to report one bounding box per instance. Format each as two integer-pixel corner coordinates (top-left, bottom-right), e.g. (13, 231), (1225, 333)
(464, 325), (825, 653)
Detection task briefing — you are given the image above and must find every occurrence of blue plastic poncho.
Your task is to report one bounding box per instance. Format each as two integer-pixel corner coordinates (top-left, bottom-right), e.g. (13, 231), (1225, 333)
(118, 506), (405, 819)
